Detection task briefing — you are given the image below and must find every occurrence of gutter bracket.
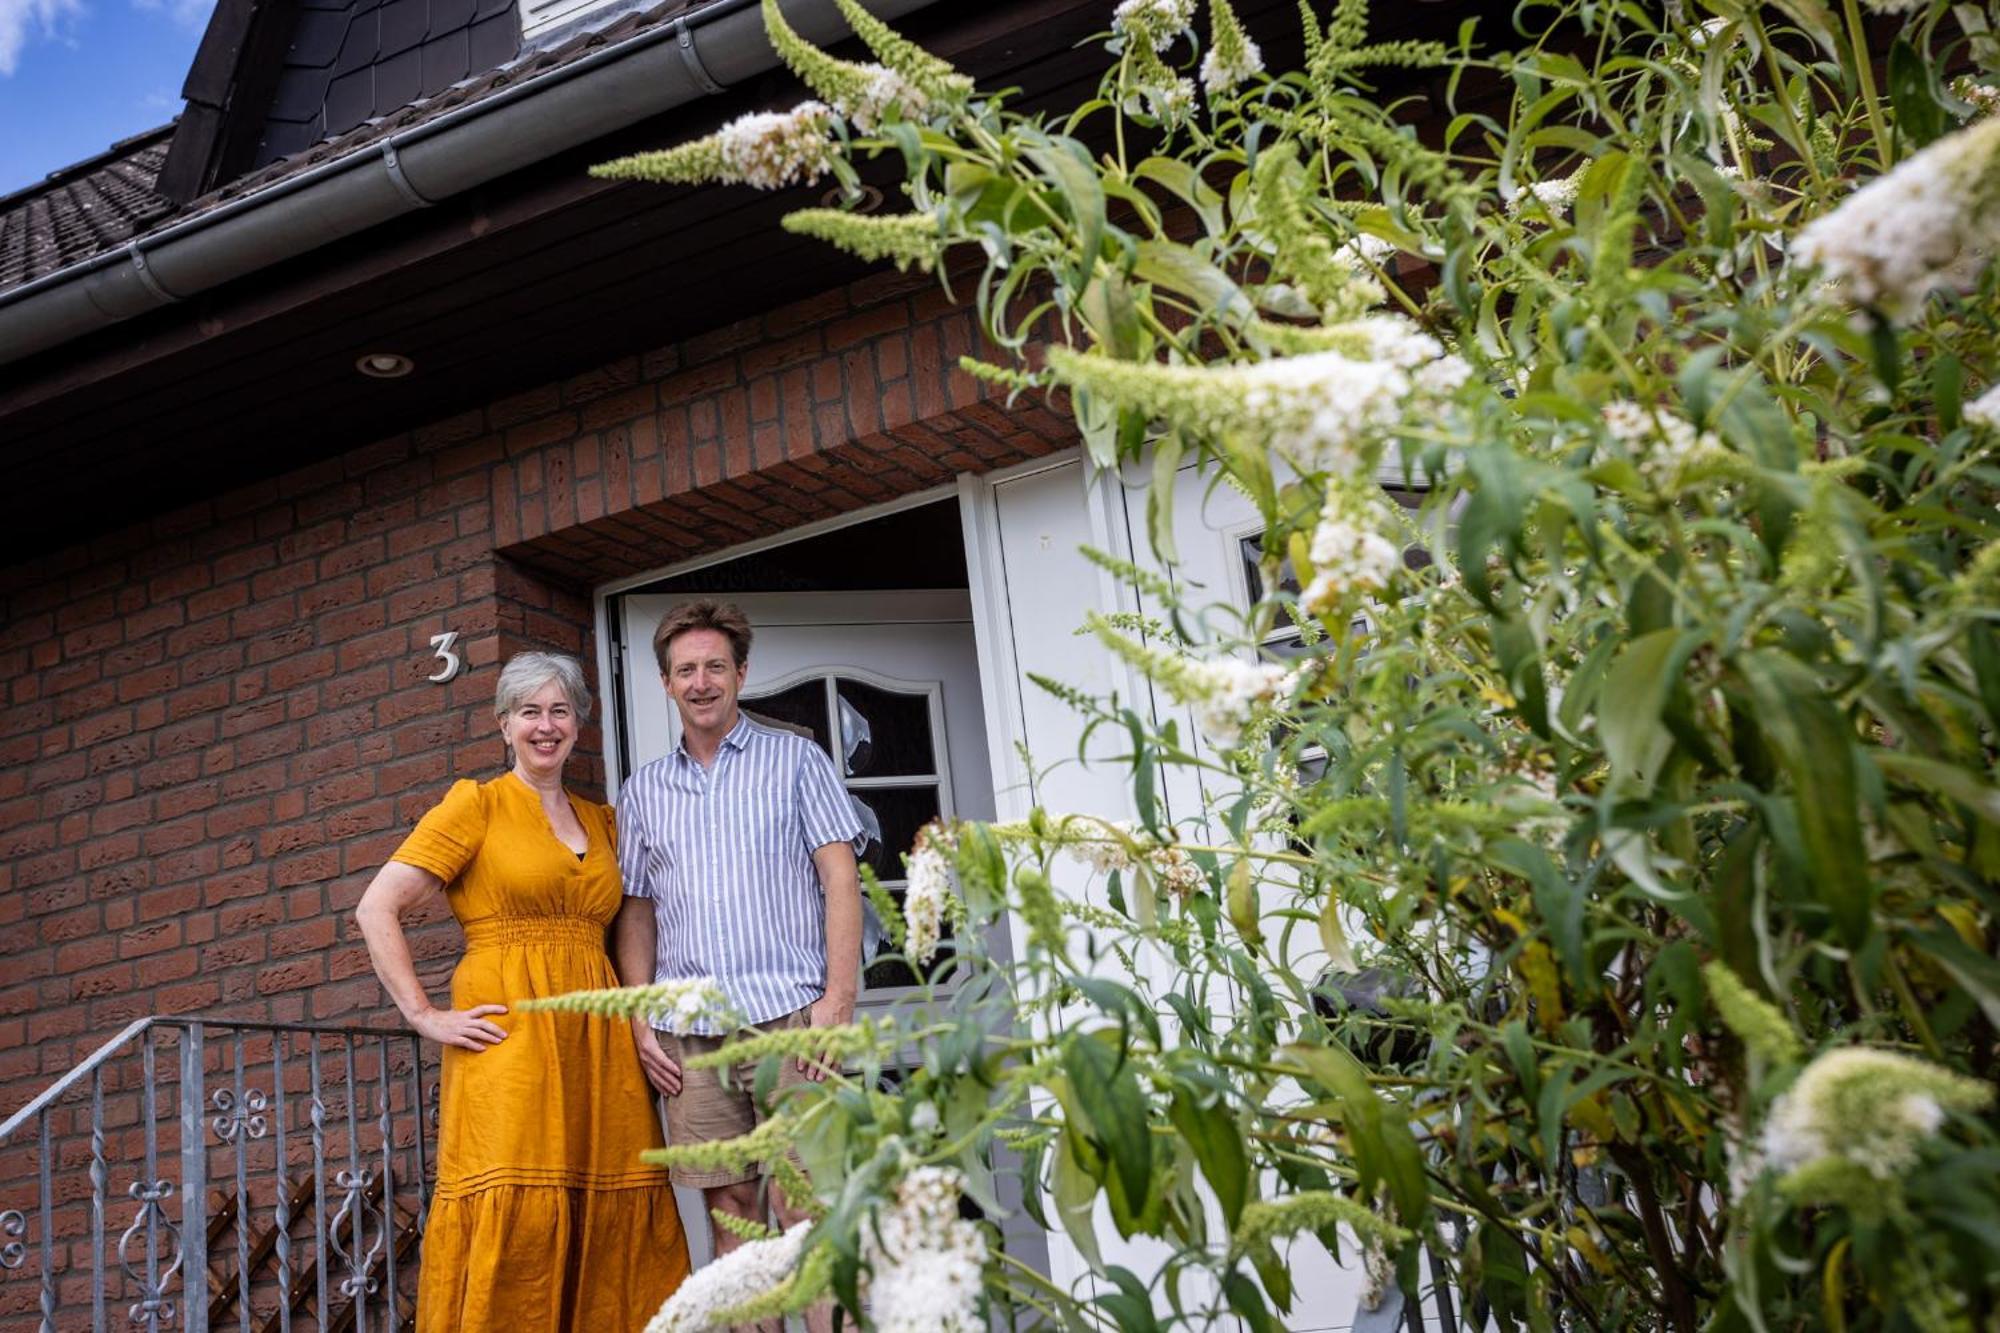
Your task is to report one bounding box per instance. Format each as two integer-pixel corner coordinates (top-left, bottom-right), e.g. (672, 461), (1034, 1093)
(673, 17), (727, 95)
(380, 141), (434, 208)
(126, 245), (178, 306)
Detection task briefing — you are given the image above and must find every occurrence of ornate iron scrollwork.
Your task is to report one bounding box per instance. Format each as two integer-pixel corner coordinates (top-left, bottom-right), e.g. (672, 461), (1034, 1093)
(0, 1208), (24, 1270)
(210, 1086), (270, 1143)
(117, 1180), (183, 1327)
(329, 1167), (385, 1299)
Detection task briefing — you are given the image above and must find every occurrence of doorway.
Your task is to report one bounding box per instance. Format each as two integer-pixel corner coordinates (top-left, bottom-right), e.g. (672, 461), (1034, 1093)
(597, 494), (1045, 1279)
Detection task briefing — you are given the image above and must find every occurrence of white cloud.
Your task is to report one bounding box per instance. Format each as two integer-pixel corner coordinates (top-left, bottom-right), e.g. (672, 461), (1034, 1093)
(0, 0), (86, 76)
(131, 0), (211, 26)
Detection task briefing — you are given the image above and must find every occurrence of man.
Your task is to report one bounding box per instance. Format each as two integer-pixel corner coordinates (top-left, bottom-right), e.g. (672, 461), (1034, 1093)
(611, 598), (862, 1328)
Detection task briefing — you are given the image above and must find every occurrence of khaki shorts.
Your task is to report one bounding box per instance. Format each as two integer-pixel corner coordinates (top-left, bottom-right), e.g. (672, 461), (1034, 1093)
(658, 1005), (811, 1190)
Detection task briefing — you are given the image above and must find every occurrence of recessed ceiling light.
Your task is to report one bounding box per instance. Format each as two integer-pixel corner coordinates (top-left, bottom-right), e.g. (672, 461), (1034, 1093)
(356, 351), (415, 378)
(819, 183), (884, 213)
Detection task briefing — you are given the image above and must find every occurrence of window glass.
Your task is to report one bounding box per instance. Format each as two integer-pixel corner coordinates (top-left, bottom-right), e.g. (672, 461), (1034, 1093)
(836, 679), (937, 778)
(740, 680), (831, 753)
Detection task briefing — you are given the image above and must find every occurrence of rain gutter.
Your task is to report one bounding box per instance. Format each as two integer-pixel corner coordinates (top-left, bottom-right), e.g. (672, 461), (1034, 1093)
(0, 0), (938, 366)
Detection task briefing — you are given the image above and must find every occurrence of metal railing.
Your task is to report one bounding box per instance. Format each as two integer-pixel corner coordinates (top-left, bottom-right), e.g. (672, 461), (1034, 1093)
(0, 1017), (432, 1333)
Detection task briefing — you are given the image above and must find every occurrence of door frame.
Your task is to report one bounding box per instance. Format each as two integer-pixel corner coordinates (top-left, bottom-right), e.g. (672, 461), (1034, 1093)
(593, 484), (962, 796)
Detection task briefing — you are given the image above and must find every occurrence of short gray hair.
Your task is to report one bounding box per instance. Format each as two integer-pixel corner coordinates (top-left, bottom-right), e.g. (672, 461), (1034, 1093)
(494, 652), (593, 723)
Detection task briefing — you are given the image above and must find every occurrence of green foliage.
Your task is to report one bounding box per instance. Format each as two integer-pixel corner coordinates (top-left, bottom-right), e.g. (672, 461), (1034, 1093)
(591, 2), (2000, 1328)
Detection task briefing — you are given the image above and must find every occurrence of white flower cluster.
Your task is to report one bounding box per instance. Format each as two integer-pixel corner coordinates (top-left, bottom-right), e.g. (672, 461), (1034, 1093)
(1600, 399), (1722, 483)
(1112, 0), (1195, 49)
(644, 1221), (812, 1332)
(1183, 656), (1289, 747)
(1302, 492), (1402, 615)
(1060, 816), (1202, 895)
(1150, 843), (1204, 897)
(1139, 76), (1197, 126)
(1335, 232), (1397, 271)
(1791, 116), (2000, 320)
(1064, 816), (1141, 873)
(1200, 33), (1263, 95)
(1758, 1047), (1990, 1185)
(901, 836), (952, 965)
(716, 102), (835, 190)
(1509, 173), (1581, 219)
(1956, 78), (2000, 119)
(866, 1166), (987, 1333)
(642, 976), (733, 1035)
(1966, 383), (2000, 429)
(841, 64), (926, 131)
(1237, 351), (1420, 474)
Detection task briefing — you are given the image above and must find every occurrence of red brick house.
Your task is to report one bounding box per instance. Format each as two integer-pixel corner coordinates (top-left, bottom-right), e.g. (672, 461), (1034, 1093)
(0, 0), (1462, 1324)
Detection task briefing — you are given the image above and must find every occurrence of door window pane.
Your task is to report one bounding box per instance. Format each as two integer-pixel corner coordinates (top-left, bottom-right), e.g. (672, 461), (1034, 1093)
(836, 678), (937, 778)
(850, 785), (942, 882)
(740, 680), (831, 753)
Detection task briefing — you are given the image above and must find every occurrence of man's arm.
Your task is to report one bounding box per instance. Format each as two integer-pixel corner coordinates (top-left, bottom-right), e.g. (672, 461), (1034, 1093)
(803, 839), (862, 1081)
(613, 786), (682, 1096)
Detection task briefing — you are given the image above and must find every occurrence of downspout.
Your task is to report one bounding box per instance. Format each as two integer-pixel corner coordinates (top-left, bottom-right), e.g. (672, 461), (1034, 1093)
(0, 0), (938, 367)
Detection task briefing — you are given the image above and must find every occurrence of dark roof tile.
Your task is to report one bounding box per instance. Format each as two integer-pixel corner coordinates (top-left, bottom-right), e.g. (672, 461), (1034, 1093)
(325, 67), (378, 134)
(466, 11), (517, 72)
(333, 9), (381, 76)
(289, 9), (349, 65)
(268, 68), (331, 121)
(431, 0), (475, 33)
(0, 0), (702, 297)
(0, 129), (174, 294)
(377, 46), (423, 111)
(419, 29), (471, 96)
(380, 0), (427, 56)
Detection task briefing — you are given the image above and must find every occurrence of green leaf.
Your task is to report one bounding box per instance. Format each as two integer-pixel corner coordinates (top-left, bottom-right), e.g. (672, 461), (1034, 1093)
(1023, 133), (1106, 295)
(1169, 1089), (1252, 1229)
(1491, 838), (1587, 991)
(1888, 38), (1947, 148)
(1281, 1042), (1430, 1227)
(1598, 629), (1699, 794)
(1491, 610), (1550, 738)
(1226, 857), (1262, 951)
(1064, 1031), (1155, 1229)
(1737, 651), (1872, 945)
(1132, 157), (1225, 236)
(1872, 753), (2000, 822)
(1052, 1127), (1105, 1270)
(1133, 241), (1252, 326)
(1148, 431), (1185, 565)
(1912, 926), (2000, 1028)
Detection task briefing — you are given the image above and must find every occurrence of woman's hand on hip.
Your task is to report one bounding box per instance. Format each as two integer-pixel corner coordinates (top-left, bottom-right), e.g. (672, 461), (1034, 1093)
(412, 1004), (509, 1051)
(631, 1020), (683, 1096)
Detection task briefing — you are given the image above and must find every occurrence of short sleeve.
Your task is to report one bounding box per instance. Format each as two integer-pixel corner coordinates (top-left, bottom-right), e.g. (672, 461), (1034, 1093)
(795, 741), (865, 853)
(391, 779), (487, 884)
(615, 777), (655, 900)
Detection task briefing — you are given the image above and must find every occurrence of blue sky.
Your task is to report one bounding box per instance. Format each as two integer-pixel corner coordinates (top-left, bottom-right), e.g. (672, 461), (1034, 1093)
(0, 0), (214, 196)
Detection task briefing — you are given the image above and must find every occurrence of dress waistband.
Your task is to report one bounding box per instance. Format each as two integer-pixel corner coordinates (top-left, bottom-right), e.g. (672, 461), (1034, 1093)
(461, 916), (607, 951)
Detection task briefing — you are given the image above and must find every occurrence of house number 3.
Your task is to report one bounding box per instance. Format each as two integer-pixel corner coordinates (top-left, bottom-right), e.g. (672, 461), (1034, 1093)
(428, 631), (462, 683)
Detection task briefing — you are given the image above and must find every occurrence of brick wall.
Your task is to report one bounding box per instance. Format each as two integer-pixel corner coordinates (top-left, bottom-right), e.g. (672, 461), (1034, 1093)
(0, 258), (1075, 1327)
(0, 262), (1072, 1113)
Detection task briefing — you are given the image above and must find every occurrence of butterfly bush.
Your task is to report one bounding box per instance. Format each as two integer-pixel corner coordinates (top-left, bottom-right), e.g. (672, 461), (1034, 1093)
(579, 2), (2000, 1329)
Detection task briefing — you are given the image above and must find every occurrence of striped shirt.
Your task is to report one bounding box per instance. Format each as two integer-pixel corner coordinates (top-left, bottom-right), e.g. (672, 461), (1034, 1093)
(617, 713), (864, 1035)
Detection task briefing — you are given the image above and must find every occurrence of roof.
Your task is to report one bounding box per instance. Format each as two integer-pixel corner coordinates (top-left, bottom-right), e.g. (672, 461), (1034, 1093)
(0, 127), (176, 294)
(0, 0), (698, 301)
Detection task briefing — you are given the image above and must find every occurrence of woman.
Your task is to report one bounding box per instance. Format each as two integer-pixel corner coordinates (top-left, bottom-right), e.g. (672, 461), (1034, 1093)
(356, 651), (689, 1331)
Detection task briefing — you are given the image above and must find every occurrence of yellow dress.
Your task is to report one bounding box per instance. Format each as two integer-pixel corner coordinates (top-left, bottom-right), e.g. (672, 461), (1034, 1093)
(392, 772), (690, 1332)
